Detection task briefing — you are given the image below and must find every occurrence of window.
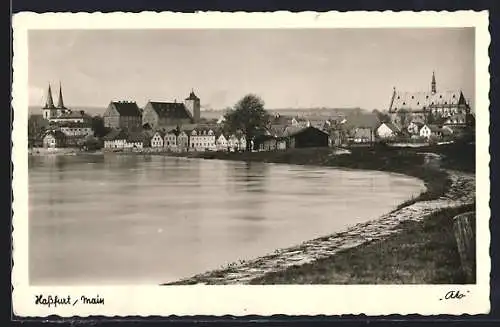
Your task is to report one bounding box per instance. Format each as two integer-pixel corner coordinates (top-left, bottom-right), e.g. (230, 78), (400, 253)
(411, 95), (414, 99)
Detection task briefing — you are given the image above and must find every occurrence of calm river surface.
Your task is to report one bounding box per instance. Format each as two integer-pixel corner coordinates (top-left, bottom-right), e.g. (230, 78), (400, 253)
(29, 154), (425, 285)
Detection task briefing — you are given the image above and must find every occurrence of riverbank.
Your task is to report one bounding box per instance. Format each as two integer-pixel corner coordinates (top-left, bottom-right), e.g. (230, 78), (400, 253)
(164, 144), (475, 285)
(28, 148), (103, 156)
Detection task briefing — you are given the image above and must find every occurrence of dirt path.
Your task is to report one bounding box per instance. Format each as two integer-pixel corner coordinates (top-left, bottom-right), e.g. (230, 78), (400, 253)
(164, 165), (475, 285)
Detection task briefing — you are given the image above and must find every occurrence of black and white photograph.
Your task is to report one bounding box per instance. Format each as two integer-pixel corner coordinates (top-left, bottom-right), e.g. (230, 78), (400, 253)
(12, 11), (490, 317)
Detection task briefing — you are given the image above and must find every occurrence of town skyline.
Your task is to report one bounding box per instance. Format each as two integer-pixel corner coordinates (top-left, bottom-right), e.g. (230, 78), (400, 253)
(29, 28), (474, 111)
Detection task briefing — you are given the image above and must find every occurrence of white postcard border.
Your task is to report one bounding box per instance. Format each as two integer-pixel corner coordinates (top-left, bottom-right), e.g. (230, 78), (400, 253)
(12, 10), (491, 317)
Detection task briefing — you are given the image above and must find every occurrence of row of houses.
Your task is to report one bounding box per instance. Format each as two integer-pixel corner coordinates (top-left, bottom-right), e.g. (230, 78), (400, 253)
(102, 123), (333, 153)
(103, 127), (248, 152)
(376, 121), (468, 141)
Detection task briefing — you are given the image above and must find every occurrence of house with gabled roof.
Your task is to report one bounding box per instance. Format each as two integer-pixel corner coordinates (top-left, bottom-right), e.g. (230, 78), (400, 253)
(151, 130), (166, 148)
(419, 124), (443, 139)
(216, 132), (228, 151)
(164, 128), (179, 150)
(42, 130), (66, 148)
(103, 101), (142, 130)
(177, 130), (189, 151)
(376, 122), (400, 139)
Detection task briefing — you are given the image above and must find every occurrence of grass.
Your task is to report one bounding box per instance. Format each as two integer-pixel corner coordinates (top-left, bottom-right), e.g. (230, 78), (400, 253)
(249, 203), (476, 284)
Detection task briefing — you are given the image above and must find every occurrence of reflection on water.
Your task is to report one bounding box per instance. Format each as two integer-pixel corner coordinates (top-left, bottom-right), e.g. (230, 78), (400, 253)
(29, 154), (425, 285)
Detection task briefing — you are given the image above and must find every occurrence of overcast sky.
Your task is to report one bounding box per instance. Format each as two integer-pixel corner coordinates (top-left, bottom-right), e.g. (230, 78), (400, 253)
(28, 28), (474, 110)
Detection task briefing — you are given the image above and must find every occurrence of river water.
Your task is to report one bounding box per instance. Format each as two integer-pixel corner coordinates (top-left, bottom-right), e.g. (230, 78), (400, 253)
(28, 154), (425, 285)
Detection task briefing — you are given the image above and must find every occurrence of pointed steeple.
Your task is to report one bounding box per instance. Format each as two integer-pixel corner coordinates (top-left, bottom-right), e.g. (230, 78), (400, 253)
(57, 82), (65, 109)
(389, 86), (397, 112)
(431, 71), (436, 94)
(44, 84), (55, 109)
(186, 88), (199, 101)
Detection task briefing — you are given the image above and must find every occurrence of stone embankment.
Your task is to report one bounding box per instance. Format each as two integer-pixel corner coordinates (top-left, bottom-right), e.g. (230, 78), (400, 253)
(165, 169), (475, 285)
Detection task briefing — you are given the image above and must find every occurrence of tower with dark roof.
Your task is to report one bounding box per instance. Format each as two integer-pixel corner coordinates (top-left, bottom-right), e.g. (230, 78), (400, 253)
(43, 84), (55, 109)
(184, 89), (201, 123)
(431, 71), (436, 94)
(57, 82), (66, 109)
(42, 84), (57, 120)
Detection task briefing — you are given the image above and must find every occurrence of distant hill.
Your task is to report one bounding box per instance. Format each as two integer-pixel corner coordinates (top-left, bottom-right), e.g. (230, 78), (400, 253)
(29, 106), (106, 116)
(29, 105), (369, 120)
(201, 107), (369, 120)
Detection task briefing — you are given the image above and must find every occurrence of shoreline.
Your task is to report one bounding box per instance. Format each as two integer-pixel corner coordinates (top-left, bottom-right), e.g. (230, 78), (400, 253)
(161, 146), (475, 285)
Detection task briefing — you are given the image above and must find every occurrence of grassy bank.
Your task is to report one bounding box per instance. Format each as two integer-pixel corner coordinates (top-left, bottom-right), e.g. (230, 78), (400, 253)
(249, 203), (476, 284)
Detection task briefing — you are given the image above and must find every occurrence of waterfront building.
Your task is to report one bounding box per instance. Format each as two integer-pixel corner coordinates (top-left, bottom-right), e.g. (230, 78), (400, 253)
(42, 130), (66, 148)
(388, 72), (472, 129)
(103, 129), (128, 149)
(142, 98), (193, 130)
(350, 127), (375, 144)
(151, 130), (166, 148)
(419, 124), (443, 139)
(124, 131), (147, 149)
(177, 130), (189, 151)
(164, 129), (178, 150)
(285, 126), (329, 149)
(228, 134), (241, 151)
(254, 135), (278, 152)
(58, 122), (94, 137)
(189, 127), (216, 151)
(103, 101), (142, 130)
(376, 122), (400, 139)
(239, 136), (247, 151)
(216, 133), (228, 151)
(103, 129), (147, 150)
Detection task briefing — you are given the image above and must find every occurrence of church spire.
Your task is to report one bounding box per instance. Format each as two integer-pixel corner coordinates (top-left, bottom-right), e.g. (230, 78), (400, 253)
(44, 83), (55, 109)
(57, 82), (65, 109)
(431, 71), (436, 94)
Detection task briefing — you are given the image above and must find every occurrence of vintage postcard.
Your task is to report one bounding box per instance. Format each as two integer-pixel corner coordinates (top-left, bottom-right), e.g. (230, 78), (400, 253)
(12, 11), (490, 317)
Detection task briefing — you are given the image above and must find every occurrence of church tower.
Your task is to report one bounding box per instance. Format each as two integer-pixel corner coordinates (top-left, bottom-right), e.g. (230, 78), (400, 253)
(42, 84), (57, 120)
(431, 71), (437, 94)
(57, 82), (66, 109)
(56, 82), (66, 117)
(184, 89), (201, 123)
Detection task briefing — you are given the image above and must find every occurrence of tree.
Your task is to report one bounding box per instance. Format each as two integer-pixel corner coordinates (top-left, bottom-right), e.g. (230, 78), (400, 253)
(372, 109), (391, 123)
(28, 114), (49, 147)
(91, 115), (110, 138)
(223, 94), (271, 151)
